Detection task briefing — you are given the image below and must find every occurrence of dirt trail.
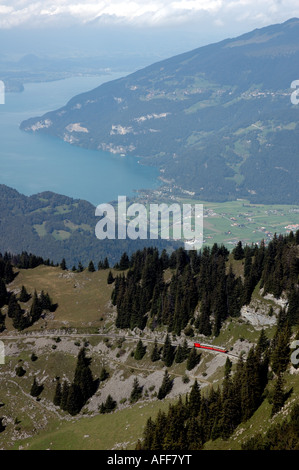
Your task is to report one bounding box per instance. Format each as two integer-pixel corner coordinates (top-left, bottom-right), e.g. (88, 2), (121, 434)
(109, 357), (212, 385)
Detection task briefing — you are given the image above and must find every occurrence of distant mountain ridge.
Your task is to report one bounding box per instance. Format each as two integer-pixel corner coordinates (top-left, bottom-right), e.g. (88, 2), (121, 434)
(0, 185), (178, 266)
(21, 18), (299, 204)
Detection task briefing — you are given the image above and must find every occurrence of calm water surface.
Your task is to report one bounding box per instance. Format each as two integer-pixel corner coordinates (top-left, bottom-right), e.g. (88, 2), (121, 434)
(0, 74), (159, 206)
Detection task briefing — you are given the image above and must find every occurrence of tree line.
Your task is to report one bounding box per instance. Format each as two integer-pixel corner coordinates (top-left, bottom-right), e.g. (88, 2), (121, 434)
(53, 348), (98, 416)
(138, 320), (298, 450)
(4, 288), (57, 331)
(111, 231), (299, 336)
(0, 251), (58, 331)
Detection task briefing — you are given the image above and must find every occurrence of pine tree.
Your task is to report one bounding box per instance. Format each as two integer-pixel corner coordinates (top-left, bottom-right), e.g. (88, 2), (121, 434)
(162, 399), (185, 450)
(233, 241), (244, 260)
(162, 334), (174, 367)
(182, 338), (190, 360)
(197, 293), (212, 336)
(97, 260), (103, 270)
(271, 373), (285, 417)
(160, 249), (169, 270)
(11, 298), (29, 331)
(60, 258), (67, 270)
(40, 291), (53, 311)
(271, 325), (291, 375)
(220, 376), (238, 438)
(157, 370), (173, 400)
(256, 329), (269, 354)
(134, 340), (146, 360)
(224, 357), (232, 379)
(150, 339), (160, 362)
(107, 271), (114, 284)
(186, 417), (203, 450)
(226, 265), (243, 318)
(88, 261), (95, 272)
(7, 294), (18, 318)
(188, 380), (201, 417)
(119, 252), (130, 270)
(244, 248), (252, 278)
(142, 417), (156, 450)
(31, 352), (38, 362)
(0, 309), (5, 332)
(30, 290), (42, 324)
(0, 416), (5, 433)
(210, 388), (223, 441)
(18, 285), (31, 303)
(186, 347), (200, 371)
(66, 383), (84, 416)
(30, 377), (43, 397)
(174, 344), (185, 364)
(151, 410), (167, 450)
(77, 262), (84, 272)
(130, 377), (143, 403)
(4, 262), (14, 284)
(100, 395), (117, 414)
(230, 354), (244, 426)
(241, 348), (262, 421)
(287, 285), (299, 326)
(15, 365), (26, 377)
(80, 367), (95, 403)
(213, 280), (228, 337)
(0, 278), (7, 308)
(73, 348), (95, 402)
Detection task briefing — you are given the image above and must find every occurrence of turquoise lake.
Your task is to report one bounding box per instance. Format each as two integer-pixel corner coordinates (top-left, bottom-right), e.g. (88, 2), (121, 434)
(0, 73), (159, 206)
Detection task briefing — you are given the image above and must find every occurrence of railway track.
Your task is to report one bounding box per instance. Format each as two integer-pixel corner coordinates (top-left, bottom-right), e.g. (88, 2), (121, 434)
(0, 330), (240, 360)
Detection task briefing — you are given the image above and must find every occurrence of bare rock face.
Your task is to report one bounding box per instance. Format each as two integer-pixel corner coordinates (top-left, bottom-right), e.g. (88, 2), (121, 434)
(240, 305), (277, 328)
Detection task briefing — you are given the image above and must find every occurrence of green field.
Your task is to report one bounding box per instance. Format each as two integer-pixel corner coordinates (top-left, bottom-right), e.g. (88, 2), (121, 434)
(5, 265), (116, 331)
(177, 198), (299, 248)
(13, 397), (174, 451)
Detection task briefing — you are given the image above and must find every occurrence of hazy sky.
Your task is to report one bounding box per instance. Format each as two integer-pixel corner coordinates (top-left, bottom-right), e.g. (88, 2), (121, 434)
(0, 1), (298, 59)
(0, 0), (298, 29)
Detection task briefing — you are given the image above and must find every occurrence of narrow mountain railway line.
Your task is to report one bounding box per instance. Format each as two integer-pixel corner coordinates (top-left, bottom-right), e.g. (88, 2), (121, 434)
(1, 330), (240, 360)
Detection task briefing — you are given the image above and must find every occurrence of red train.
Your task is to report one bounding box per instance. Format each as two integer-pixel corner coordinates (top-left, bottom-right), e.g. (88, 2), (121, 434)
(194, 342), (228, 353)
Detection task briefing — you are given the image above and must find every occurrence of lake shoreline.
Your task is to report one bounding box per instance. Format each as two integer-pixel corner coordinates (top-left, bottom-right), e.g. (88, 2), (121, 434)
(0, 75), (160, 207)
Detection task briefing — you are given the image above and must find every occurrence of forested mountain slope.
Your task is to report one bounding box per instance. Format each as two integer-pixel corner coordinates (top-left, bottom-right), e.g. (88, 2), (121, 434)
(21, 18), (299, 203)
(0, 184), (178, 267)
(0, 232), (298, 450)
